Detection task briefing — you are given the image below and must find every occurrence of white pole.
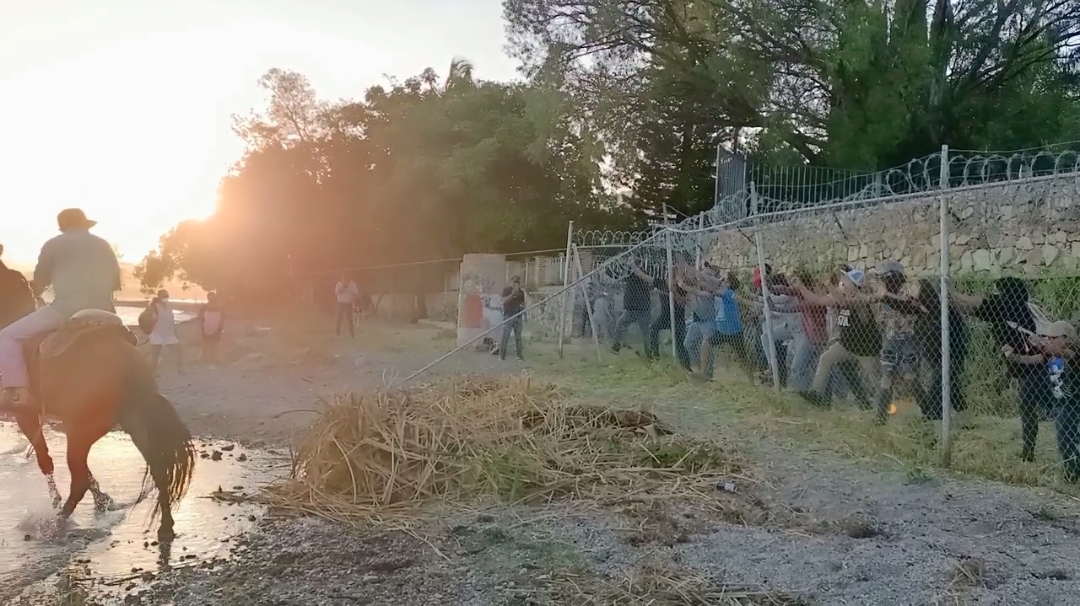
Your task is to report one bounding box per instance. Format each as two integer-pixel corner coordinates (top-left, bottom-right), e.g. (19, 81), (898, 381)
(695, 213), (705, 270)
(939, 145), (953, 467)
(557, 221), (575, 358)
(752, 184), (781, 391)
(664, 205), (678, 361)
(572, 244), (603, 363)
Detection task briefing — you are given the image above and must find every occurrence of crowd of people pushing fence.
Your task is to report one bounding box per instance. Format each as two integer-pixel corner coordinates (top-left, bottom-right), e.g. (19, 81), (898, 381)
(581, 253), (1080, 482)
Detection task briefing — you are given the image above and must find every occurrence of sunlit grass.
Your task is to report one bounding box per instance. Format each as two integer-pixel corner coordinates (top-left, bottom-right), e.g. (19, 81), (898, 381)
(259, 315), (1079, 494)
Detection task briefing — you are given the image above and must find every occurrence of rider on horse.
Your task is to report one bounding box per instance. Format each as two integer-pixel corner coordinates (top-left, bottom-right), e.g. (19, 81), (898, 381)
(0, 208), (122, 411)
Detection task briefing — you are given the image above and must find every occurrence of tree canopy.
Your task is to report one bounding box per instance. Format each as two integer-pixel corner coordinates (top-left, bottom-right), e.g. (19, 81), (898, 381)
(139, 2), (1079, 299)
(137, 62), (626, 300)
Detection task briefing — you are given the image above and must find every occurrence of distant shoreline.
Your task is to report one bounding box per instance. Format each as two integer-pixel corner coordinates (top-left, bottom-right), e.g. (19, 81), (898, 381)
(115, 299), (204, 312)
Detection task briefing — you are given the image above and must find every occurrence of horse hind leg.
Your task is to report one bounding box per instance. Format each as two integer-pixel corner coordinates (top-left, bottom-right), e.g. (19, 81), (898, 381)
(13, 410), (61, 509)
(58, 420), (110, 520)
(88, 474), (117, 513)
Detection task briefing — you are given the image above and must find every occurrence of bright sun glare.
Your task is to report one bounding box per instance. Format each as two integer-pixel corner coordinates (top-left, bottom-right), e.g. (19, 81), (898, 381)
(0, 2), (516, 269)
(0, 32), (236, 267)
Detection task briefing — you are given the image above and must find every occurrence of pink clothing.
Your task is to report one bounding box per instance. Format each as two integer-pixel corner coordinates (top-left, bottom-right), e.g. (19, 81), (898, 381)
(0, 304), (65, 388)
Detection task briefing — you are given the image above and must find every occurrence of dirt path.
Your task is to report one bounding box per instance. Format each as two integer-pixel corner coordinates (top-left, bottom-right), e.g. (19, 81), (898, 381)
(22, 316), (1080, 604)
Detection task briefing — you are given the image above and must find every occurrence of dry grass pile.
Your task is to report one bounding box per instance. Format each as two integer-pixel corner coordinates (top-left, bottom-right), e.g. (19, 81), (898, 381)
(269, 375), (743, 520)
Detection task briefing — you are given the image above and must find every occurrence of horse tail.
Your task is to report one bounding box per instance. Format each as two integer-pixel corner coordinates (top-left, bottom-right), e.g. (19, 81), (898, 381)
(118, 360), (195, 523)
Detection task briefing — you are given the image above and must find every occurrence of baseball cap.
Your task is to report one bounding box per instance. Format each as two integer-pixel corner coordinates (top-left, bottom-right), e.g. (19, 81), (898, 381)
(1039, 321), (1076, 340)
(845, 269), (866, 287)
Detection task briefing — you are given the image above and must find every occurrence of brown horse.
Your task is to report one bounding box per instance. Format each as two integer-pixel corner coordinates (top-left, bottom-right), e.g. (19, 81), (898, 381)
(1, 307), (195, 541)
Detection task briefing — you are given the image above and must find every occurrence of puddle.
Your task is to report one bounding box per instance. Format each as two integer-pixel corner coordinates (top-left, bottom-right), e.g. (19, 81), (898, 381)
(0, 422), (287, 602)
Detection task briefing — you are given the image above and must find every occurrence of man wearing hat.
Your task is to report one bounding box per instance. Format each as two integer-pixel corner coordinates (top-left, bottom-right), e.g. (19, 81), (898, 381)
(0, 209), (121, 410)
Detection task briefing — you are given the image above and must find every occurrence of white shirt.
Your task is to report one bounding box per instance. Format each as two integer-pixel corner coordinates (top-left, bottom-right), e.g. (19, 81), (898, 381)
(335, 281), (359, 304)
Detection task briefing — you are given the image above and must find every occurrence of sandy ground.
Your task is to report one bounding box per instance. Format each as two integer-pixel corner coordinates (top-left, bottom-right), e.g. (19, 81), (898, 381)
(20, 313), (1080, 605)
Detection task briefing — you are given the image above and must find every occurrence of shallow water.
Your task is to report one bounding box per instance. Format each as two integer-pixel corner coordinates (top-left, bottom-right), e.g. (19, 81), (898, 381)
(0, 422), (286, 601)
(115, 305), (195, 326)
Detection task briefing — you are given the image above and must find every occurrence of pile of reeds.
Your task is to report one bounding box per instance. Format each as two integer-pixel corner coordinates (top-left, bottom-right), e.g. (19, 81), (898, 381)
(267, 375), (742, 520)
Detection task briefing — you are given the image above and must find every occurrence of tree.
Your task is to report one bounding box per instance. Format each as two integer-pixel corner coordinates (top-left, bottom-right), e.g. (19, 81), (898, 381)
(503, 0), (1080, 202)
(137, 63), (625, 303)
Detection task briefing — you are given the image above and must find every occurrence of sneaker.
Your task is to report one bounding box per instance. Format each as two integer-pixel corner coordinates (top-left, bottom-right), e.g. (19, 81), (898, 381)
(517, 356), (525, 362)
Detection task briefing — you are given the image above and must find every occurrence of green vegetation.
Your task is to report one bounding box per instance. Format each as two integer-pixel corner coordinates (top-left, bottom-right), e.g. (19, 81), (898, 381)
(136, 2), (1078, 303)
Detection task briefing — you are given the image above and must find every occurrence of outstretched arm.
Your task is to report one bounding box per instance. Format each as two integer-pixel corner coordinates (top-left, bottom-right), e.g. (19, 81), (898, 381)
(32, 240), (54, 297)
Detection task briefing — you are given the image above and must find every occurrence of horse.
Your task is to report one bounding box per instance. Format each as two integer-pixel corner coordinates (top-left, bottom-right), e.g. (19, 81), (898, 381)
(0, 304), (195, 541)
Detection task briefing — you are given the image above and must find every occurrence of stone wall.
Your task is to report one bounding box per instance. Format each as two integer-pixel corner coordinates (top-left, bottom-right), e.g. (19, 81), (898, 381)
(707, 177), (1080, 276)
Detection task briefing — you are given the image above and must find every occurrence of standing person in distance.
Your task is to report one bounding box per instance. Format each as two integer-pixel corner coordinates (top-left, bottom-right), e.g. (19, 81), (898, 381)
(500, 275), (526, 361)
(334, 274), (359, 338)
(197, 291), (225, 365)
(611, 258), (655, 355)
(147, 289), (184, 375)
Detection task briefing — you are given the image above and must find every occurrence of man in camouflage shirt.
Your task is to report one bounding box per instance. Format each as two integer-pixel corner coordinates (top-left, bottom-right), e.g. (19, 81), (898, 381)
(874, 261), (927, 423)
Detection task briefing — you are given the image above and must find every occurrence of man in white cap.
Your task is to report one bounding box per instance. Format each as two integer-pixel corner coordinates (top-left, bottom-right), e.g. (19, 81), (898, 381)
(0, 208), (121, 410)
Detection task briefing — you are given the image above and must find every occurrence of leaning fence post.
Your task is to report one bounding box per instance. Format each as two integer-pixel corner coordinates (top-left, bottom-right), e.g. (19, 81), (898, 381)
(695, 213), (705, 270)
(752, 184), (781, 392)
(939, 145), (953, 467)
(557, 221), (575, 358)
(664, 206), (678, 362)
(572, 244), (603, 363)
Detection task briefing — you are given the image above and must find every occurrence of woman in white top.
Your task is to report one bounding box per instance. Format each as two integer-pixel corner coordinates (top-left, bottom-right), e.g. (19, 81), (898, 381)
(148, 289), (184, 374)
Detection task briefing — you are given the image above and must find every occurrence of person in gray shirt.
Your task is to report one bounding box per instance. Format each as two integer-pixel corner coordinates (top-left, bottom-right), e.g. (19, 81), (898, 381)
(0, 209), (121, 411)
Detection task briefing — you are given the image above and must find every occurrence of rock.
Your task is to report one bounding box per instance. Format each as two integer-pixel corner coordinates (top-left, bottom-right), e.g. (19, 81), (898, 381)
(972, 249), (993, 271)
(211, 451), (223, 462)
(1016, 236), (1034, 250)
(1025, 248), (1043, 265)
(1044, 245), (1060, 266)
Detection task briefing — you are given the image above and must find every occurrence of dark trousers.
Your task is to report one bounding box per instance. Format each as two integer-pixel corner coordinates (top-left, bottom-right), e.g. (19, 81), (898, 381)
(335, 302), (354, 338)
(1055, 404), (1080, 481)
(917, 356), (967, 421)
(612, 308), (651, 352)
(1019, 374), (1052, 461)
(648, 304), (691, 369)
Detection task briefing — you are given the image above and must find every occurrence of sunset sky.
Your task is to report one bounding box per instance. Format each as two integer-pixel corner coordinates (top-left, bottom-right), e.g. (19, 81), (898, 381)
(0, 0), (518, 268)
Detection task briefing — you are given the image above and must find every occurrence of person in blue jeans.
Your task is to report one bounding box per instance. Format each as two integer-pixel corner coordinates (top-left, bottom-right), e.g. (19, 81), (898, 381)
(1003, 320), (1080, 482)
(695, 273), (756, 382)
(611, 260), (655, 355)
(499, 276), (526, 361)
(684, 264), (724, 369)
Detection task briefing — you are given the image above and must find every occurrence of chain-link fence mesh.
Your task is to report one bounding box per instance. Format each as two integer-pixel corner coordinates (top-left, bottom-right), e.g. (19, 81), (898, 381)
(399, 143), (1080, 482)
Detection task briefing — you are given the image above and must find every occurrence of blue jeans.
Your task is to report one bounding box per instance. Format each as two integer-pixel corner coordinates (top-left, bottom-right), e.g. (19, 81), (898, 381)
(499, 315), (524, 359)
(790, 336), (849, 396)
(684, 320), (715, 367)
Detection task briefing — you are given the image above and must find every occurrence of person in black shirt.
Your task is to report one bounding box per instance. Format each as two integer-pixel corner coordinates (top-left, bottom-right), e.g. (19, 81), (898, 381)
(611, 259), (655, 355)
(912, 278), (969, 420)
(1003, 320), (1080, 481)
(647, 254), (693, 370)
(951, 277), (1048, 462)
(499, 276), (526, 361)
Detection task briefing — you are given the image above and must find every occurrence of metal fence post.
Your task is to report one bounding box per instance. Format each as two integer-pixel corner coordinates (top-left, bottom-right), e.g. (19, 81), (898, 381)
(557, 221), (575, 358)
(572, 244), (603, 363)
(664, 209), (678, 361)
(938, 145), (953, 467)
(695, 213), (705, 270)
(752, 184), (781, 391)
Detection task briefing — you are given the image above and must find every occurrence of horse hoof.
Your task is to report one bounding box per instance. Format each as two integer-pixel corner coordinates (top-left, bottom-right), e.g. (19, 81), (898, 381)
(157, 526), (176, 542)
(93, 495), (116, 514)
(51, 498), (62, 511)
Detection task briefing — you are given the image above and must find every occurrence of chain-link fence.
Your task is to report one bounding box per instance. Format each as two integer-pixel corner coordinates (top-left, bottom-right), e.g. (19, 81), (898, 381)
(401, 143), (1080, 482)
